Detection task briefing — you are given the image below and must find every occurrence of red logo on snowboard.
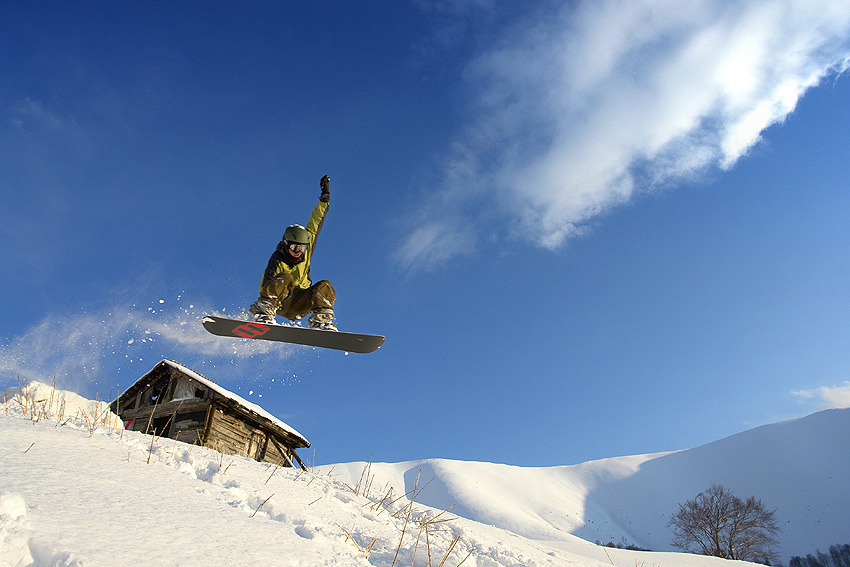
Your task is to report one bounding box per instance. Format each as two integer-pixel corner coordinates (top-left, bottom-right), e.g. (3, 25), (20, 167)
(232, 322), (271, 338)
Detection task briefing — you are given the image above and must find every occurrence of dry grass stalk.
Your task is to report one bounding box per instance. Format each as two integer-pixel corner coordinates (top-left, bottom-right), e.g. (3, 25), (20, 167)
(15, 376), (32, 417)
(437, 535), (461, 567)
(426, 524), (433, 567)
(410, 529), (423, 567)
(5, 377), (125, 442)
(335, 523), (363, 553)
(391, 470), (423, 566)
(144, 395), (159, 435)
(455, 548), (474, 567)
(372, 485), (395, 514)
(56, 397), (66, 427)
(335, 523), (377, 558)
(340, 461), (473, 567)
(417, 504), (457, 529)
(385, 475), (435, 520)
(357, 454), (376, 496)
(251, 493), (274, 518)
(78, 392), (109, 437)
(345, 454), (376, 497)
(265, 464), (279, 485)
(160, 400), (182, 436)
(147, 430), (157, 464)
(145, 401), (183, 462)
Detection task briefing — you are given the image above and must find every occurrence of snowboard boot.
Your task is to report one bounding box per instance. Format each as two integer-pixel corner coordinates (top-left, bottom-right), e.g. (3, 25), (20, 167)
(249, 298), (277, 325)
(309, 308), (337, 331)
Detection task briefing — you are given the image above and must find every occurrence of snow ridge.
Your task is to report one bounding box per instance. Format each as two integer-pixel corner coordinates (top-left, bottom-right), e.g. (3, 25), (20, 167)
(326, 409), (850, 561)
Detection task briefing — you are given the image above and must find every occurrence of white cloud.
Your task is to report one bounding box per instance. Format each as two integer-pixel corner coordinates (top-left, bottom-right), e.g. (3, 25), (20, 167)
(394, 221), (475, 272)
(793, 381), (850, 410)
(398, 0), (850, 268)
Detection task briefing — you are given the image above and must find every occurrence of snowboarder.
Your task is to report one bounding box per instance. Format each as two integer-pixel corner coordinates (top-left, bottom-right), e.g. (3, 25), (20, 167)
(249, 175), (337, 331)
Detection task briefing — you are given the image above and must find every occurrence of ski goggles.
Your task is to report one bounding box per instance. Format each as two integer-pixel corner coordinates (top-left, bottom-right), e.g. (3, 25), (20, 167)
(286, 242), (308, 254)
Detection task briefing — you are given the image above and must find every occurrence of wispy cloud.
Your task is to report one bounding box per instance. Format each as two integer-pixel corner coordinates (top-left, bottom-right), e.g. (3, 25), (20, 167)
(793, 381), (850, 410)
(398, 0), (850, 268)
(0, 295), (302, 398)
(6, 97), (94, 160)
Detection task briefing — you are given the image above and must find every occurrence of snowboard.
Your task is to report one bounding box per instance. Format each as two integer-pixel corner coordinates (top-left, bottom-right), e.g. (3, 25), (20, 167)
(201, 315), (385, 354)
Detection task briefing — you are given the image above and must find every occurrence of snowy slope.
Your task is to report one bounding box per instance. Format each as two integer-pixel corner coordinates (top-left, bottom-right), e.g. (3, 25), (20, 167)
(325, 409), (850, 562)
(1, 382), (842, 567)
(0, 386), (747, 567)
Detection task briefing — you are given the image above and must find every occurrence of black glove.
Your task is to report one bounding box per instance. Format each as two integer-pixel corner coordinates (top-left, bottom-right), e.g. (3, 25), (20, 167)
(319, 175), (330, 202)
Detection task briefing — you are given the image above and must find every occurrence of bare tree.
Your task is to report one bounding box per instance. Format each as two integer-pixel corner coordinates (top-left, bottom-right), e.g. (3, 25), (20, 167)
(669, 484), (780, 565)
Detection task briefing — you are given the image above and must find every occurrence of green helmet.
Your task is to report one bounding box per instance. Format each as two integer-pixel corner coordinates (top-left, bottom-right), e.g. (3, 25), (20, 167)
(283, 224), (310, 245)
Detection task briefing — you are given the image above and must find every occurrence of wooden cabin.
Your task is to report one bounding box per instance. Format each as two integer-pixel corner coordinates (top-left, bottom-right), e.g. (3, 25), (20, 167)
(110, 360), (309, 469)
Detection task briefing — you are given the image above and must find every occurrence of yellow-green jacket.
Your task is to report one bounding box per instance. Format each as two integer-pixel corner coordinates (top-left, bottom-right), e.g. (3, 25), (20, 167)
(259, 199), (329, 292)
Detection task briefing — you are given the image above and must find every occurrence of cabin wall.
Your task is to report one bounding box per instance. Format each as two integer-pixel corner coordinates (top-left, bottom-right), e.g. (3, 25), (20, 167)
(204, 405), (295, 467)
(172, 406), (212, 445)
(205, 407), (255, 458)
(120, 398), (210, 439)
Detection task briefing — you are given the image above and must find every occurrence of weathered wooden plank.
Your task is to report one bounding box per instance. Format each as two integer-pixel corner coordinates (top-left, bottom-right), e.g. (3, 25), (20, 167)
(120, 399), (209, 422)
(210, 413), (250, 439)
(206, 414), (253, 456)
(174, 429), (203, 445)
(267, 435), (297, 468)
(206, 427), (245, 450)
(210, 411), (255, 444)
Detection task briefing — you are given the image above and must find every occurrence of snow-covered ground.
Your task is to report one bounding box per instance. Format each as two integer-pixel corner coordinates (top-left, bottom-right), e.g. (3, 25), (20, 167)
(1, 382), (845, 567)
(324, 408), (850, 562)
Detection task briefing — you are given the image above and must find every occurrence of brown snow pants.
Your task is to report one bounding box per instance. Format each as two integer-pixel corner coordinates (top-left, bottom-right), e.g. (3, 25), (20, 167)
(259, 272), (336, 321)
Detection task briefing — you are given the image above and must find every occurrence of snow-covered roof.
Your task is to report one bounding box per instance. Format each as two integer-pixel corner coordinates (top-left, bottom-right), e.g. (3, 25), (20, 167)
(122, 359), (309, 447)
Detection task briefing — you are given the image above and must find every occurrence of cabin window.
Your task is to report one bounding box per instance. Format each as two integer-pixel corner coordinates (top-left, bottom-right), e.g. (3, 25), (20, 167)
(175, 410), (208, 426)
(149, 376), (170, 405)
(172, 380), (199, 401)
(245, 431), (264, 460)
(149, 415), (172, 436)
(119, 395), (138, 411)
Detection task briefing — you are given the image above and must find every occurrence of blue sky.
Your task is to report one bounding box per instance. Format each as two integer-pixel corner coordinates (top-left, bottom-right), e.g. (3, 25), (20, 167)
(2, 1), (850, 467)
